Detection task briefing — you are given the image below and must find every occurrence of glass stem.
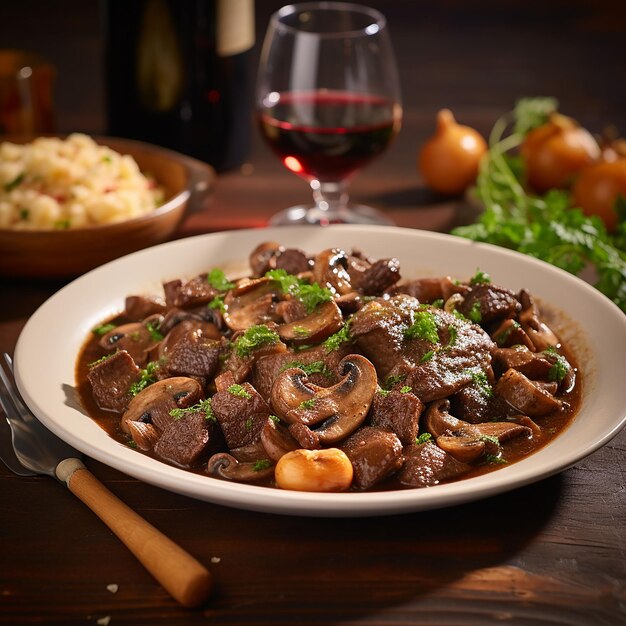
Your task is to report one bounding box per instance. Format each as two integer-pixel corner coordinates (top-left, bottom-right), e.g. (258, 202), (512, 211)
(311, 180), (349, 217)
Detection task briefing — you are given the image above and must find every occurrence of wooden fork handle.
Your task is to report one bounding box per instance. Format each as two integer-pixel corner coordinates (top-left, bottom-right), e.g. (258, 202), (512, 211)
(56, 458), (212, 608)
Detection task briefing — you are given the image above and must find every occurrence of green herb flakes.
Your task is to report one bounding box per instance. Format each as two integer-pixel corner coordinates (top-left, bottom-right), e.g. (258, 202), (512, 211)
(145, 320), (164, 342)
(207, 268), (235, 291)
(323, 324), (351, 352)
(253, 459), (272, 471)
(470, 269), (491, 285)
(404, 310), (439, 344)
(468, 301), (483, 324)
(234, 325), (280, 357)
(227, 384), (252, 399)
(170, 398), (216, 421)
(129, 361), (160, 396)
(92, 322), (116, 336)
(415, 432), (432, 445)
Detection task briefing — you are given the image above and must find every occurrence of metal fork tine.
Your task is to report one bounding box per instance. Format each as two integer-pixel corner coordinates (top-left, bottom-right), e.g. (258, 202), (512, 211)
(1, 354), (34, 423)
(0, 357), (37, 476)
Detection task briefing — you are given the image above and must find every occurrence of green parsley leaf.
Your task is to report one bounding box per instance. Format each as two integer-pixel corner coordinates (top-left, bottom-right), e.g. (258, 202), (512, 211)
(468, 369), (494, 398)
(170, 398), (216, 421)
(234, 325), (280, 357)
(253, 459), (272, 471)
(92, 322), (116, 336)
(377, 388), (391, 397)
(145, 319), (164, 342)
(129, 361), (160, 396)
(88, 352), (114, 367)
(446, 325), (458, 348)
(323, 323), (351, 352)
(470, 269), (491, 285)
(415, 432), (432, 445)
(298, 398), (316, 410)
(513, 96), (558, 135)
(404, 310), (439, 344)
(545, 347), (570, 382)
(400, 385), (412, 393)
(484, 453), (508, 465)
(479, 434), (500, 446)
(419, 350), (435, 363)
(280, 360), (332, 378)
(207, 268), (235, 291)
(227, 384), (252, 399)
(208, 295), (226, 311)
(266, 269), (333, 313)
(384, 374), (406, 389)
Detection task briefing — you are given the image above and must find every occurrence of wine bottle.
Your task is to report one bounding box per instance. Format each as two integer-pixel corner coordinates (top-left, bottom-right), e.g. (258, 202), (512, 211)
(103, 0), (254, 172)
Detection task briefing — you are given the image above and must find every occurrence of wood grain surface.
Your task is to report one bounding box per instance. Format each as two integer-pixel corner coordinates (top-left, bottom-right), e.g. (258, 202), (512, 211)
(0, 1), (624, 624)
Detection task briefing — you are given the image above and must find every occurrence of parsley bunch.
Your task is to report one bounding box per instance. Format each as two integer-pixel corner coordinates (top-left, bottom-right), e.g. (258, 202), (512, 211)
(452, 97), (626, 313)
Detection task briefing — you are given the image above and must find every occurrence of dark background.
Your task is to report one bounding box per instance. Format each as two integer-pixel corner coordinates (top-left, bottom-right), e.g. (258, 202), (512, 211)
(1, 0), (625, 174)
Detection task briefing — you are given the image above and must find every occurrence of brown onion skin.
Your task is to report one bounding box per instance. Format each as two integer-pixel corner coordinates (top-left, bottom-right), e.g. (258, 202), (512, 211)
(572, 157), (626, 232)
(521, 113), (600, 193)
(419, 109), (487, 195)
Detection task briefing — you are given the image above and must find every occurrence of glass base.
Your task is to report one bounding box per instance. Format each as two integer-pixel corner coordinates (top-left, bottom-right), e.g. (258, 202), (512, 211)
(267, 204), (395, 226)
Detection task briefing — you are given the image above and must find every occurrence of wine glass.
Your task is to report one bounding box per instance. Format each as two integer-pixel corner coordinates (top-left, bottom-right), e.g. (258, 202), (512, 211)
(256, 2), (402, 226)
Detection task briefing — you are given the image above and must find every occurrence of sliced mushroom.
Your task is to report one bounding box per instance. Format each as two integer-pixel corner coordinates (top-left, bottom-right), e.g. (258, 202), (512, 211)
(518, 289), (559, 351)
(422, 399), (464, 438)
(270, 354), (378, 445)
(313, 248), (353, 296)
(495, 368), (562, 417)
(223, 277), (282, 331)
(127, 420), (160, 451)
(260, 419), (300, 462)
(277, 300), (343, 346)
(124, 294), (166, 321)
(121, 377), (204, 434)
(491, 318), (534, 349)
(436, 434), (490, 463)
(249, 241), (283, 276)
(99, 313), (164, 365)
(207, 453), (275, 482)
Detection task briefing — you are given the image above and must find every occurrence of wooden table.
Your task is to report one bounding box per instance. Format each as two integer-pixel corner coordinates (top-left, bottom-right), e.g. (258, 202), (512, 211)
(1, 1), (625, 624)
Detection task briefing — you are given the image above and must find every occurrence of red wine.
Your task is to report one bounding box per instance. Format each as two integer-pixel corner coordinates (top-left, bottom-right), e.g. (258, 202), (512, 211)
(258, 91), (400, 182)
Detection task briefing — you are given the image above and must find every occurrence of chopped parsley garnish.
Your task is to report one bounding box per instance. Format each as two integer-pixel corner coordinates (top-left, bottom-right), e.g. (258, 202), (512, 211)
(129, 361), (160, 396)
(400, 385), (412, 393)
(208, 295), (226, 311)
(323, 323), (351, 352)
(269, 414), (281, 423)
(88, 352), (114, 367)
(234, 325), (280, 357)
(404, 310), (439, 344)
(92, 322), (116, 336)
(469, 369), (494, 398)
(4, 172), (25, 192)
(384, 373), (406, 389)
(298, 398), (316, 410)
(206, 268), (235, 291)
(484, 454), (508, 465)
(431, 298), (444, 309)
(468, 301), (483, 323)
(470, 269), (491, 285)
(419, 350), (435, 363)
(253, 459), (272, 471)
(266, 269), (333, 313)
(145, 320), (164, 341)
(416, 432), (432, 445)
(479, 434), (500, 446)
(293, 325), (309, 337)
(227, 384), (252, 399)
(545, 346), (571, 382)
(245, 418), (253, 431)
(126, 439), (138, 449)
(446, 325), (458, 348)
(170, 398), (216, 421)
(280, 360), (332, 378)
(377, 388), (391, 397)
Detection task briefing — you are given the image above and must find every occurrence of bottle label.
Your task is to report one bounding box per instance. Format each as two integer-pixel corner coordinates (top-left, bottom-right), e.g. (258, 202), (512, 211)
(217, 0), (255, 57)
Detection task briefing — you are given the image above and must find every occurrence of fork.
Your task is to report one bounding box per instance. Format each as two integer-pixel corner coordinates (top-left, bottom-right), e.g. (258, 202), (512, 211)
(0, 353), (212, 608)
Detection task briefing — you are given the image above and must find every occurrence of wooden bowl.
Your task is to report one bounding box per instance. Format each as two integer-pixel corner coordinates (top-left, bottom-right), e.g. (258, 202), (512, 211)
(0, 136), (215, 278)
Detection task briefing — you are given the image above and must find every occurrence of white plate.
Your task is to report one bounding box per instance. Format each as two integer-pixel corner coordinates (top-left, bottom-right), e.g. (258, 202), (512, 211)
(14, 225), (626, 517)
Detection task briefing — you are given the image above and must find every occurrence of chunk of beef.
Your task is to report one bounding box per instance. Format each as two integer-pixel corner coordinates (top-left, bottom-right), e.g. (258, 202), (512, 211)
(449, 378), (513, 424)
(398, 309), (495, 402)
(350, 294), (421, 377)
(211, 373), (271, 449)
(398, 441), (470, 488)
(124, 295), (166, 321)
(348, 256), (401, 295)
(160, 326), (222, 380)
(518, 289), (559, 351)
(154, 410), (222, 468)
(369, 389), (424, 445)
(388, 276), (469, 304)
(273, 248), (311, 275)
(87, 350), (141, 413)
(340, 426), (404, 490)
(163, 274), (220, 309)
(457, 283), (521, 325)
